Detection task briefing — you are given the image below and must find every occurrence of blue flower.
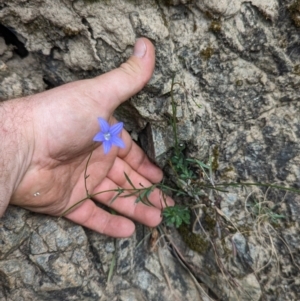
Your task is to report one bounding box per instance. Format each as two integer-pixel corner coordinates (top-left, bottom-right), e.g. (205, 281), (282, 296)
(93, 118), (125, 154)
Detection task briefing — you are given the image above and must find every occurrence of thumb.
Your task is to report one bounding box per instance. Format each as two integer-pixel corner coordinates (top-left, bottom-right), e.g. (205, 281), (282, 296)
(92, 38), (155, 113)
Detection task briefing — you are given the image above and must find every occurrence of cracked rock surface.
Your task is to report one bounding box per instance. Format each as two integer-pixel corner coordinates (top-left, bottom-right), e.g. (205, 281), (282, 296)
(1, 0), (300, 300)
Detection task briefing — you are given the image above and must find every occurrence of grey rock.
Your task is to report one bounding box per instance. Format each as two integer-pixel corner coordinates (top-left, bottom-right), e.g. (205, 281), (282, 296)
(1, 0), (300, 300)
(0, 207), (30, 260)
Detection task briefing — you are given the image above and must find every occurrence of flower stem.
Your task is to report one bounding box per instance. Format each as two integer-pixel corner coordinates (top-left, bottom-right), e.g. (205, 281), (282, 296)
(170, 74), (179, 155)
(84, 144), (96, 198)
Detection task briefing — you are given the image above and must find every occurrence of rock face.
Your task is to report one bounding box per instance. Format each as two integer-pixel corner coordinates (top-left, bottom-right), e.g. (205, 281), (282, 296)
(1, 0), (300, 300)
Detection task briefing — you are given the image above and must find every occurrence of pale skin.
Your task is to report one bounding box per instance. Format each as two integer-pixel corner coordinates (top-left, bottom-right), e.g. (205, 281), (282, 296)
(0, 38), (174, 237)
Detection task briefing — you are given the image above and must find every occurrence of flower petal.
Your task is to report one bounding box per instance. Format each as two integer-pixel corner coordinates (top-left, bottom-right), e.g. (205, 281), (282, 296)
(103, 140), (112, 154)
(111, 136), (125, 149)
(97, 117), (110, 133)
(110, 122), (123, 136)
(93, 132), (105, 142)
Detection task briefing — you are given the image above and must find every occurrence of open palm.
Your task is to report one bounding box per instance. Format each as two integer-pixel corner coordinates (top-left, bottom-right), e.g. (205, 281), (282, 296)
(10, 39), (173, 237)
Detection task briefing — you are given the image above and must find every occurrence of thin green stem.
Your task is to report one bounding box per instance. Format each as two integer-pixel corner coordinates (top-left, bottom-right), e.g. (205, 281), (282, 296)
(170, 74), (179, 154)
(84, 144), (96, 197)
(61, 185), (161, 217)
(157, 183), (188, 194)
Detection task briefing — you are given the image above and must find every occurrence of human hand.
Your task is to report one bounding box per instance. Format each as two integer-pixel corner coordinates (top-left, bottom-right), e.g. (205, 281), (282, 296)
(8, 38), (174, 237)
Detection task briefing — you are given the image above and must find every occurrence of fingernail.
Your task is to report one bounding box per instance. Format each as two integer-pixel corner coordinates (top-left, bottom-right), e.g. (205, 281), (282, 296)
(133, 38), (147, 58)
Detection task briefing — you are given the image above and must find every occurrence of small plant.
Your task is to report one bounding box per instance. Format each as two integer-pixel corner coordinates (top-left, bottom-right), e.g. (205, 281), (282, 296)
(200, 46), (214, 60)
(209, 20), (222, 32)
(289, 0), (300, 27)
(170, 150), (196, 180)
(247, 196), (285, 225)
(163, 205), (190, 228)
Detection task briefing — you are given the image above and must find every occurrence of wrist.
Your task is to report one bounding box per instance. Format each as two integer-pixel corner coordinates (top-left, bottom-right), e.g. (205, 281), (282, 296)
(0, 98), (34, 216)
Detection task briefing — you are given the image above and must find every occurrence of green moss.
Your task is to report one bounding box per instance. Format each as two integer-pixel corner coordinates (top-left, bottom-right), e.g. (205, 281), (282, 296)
(158, 0), (195, 6)
(204, 212), (216, 230)
(289, 0), (300, 27)
(157, 1), (169, 27)
(27, 17), (50, 34)
(236, 225), (252, 237)
(27, 17), (80, 38)
(200, 47), (214, 60)
(221, 166), (234, 173)
(293, 64), (300, 75)
(235, 79), (243, 86)
(193, 23), (197, 32)
(204, 11), (215, 20)
(219, 166), (235, 181)
(211, 145), (219, 172)
(159, 0), (173, 6)
(178, 224), (210, 254)
(27, 18), (45, 33)
(201, 206), (216, 231)
(63, 26), (81, 36)
(209, 21), (222, 33)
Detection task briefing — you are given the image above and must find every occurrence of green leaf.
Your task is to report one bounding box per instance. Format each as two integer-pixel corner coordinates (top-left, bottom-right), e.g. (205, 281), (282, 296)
(124, 172), (136, 189)
(107, 241), (116, 284)
(163, 205), (191, 228)
(135, 188), (154, 206)
(109, 190), (123, 205)
(121, 191), (140, 198)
